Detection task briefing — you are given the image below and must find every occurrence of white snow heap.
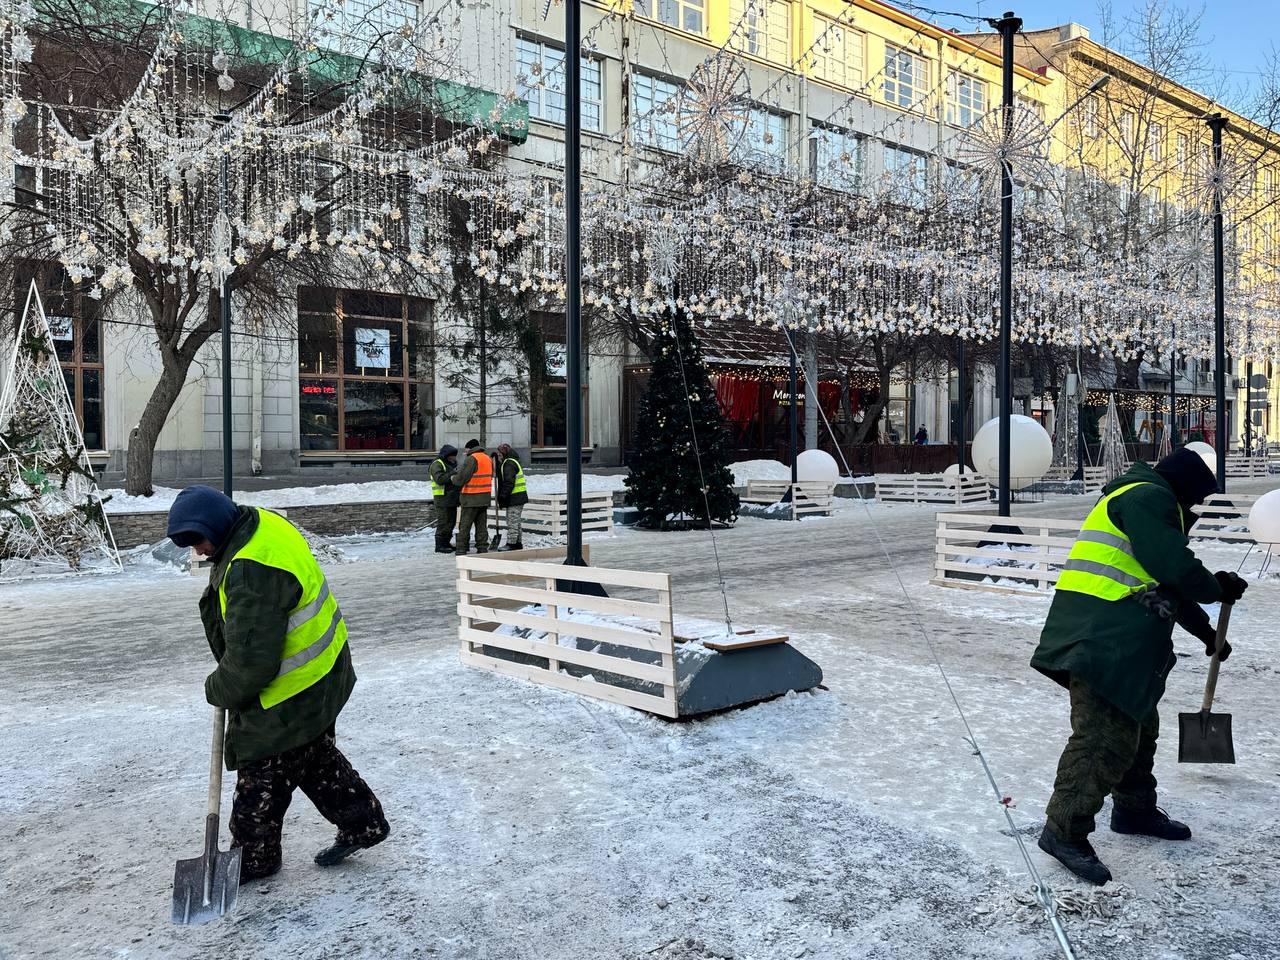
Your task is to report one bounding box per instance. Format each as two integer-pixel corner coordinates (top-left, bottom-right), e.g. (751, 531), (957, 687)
(0, 282), (121, 581)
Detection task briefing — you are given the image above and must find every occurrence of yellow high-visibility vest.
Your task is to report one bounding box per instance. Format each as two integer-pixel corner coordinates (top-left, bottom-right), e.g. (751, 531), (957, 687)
(218, 508), (347, 709)
(430, 458), (448, 497)
(507, 456), (527, 496)
(1056, 482), (1186, 601)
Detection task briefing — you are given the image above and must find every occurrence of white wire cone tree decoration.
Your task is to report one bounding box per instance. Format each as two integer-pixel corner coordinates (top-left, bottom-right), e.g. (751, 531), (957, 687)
(1098, 392), (1128, 483)
(0, 282), (120, 581)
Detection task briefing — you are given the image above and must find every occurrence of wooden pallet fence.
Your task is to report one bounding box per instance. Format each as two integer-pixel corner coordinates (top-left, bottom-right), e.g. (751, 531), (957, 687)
(520, 491), (615, 537)
(876, 472), (990, 505)
(1043, 465), (1110, 493)
(741, 480), (836, 516)
(1190, 493), (1260, 543)
(931, 512), (1081, 595)
(1224, 456), (1270, 480)
(456, 547), (679, 718)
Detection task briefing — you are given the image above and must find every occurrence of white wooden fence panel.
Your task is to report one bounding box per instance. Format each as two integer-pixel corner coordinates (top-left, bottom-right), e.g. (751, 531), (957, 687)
(932, 512), (1081, 595)
(741, 480), (836, 516)
(519, 491), (615, 537)
(876, 473), (990, 505)
(1190, 493), (1259, 543)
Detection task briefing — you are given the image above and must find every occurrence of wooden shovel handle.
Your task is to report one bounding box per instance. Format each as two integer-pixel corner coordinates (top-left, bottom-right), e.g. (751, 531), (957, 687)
(1202, 603), (1232, 712)
(207, 707), (226, 819)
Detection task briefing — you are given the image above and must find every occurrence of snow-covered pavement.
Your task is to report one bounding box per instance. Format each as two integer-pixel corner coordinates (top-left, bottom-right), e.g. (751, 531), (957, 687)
(2, 491), (1278, 959)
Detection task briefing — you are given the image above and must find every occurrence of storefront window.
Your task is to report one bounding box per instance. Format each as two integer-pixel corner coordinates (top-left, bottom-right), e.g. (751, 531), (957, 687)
(531, 314), (588, 448)
(15, 268), (106, 450)
(297, 287), (432, 453)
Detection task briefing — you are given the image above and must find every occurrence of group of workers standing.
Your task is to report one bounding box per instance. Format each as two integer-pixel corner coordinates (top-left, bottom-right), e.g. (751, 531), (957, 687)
(427, 439), (529, 555)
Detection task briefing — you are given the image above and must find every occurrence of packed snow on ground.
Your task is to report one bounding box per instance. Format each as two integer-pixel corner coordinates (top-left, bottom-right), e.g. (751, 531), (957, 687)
(101, 473), (629, 514)
(2, 484), (1278, 958)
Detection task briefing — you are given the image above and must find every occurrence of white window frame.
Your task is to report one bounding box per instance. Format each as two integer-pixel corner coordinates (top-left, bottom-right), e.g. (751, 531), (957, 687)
(517, 36), (604, 133)
(636, 0), (705, 35)
(1148, 121), (1164, 164)
(883, 142), (928, 199)
(810, 124), (862, 191)
(310, 0), (420, 63)
(1082, 97), (1099, 139)
(946, 71), (987, 127)
(631, 70), (685, 153)
(733, 106), (790, 172)
(810, 14), (864, 89)
(883, 43), (929, 109)
(730, 0), (790, 63)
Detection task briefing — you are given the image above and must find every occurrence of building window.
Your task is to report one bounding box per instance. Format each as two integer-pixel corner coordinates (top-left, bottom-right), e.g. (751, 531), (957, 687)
(1176, 131), (1191, 168)
(530, 313), (588, 448)
(631, 71), (685, 152)
(15, 268), (105, 450)
(733, 106), (789, 172)
(810, 15), (863, 89)
(883, 43), (928, 109)
(1144, 185), (1162, 222)
(635, 0), (704, 35)
(1082, 96), (1099, 139)
(516, 36), (603, 132)
(730, 0), (790, 63)
(1119, 110), (1134, 150)
(297, 287), (433, 453)
(884, 143), (928, 197)
(1148, 121), (1165, 164)
(311, 0), (419, 62)
(946, 71), (986, 127)
(810, 124), (862, 191)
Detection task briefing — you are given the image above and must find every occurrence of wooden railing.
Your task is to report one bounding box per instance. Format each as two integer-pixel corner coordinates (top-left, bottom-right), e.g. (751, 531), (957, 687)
(1189, 493), (1259, 543)
(876, 472), (990, 505)
(456, 546), (678, 718)
(520, 491), (615, 537)
(741, 480), (836, 516)
(932, 512), (1081, 595)
(1224, 456), (1270, 480)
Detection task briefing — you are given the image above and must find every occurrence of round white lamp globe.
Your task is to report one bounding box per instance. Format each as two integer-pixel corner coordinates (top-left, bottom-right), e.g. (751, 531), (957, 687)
(941, 463), (973, 488)
(795, 448), (841, 483)
(1183, 440), (1216, 475)
(970, 415), (1053, 490)
(1248, 488), (1280, 544)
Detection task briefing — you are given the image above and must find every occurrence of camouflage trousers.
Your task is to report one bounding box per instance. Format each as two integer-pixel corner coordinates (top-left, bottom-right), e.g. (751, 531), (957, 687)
(230, 726), (388, 881)
(1044, 676), (1160, 842)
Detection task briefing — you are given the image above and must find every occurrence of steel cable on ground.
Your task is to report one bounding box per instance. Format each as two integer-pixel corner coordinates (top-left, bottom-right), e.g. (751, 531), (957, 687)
(775, 322), (1080, 960)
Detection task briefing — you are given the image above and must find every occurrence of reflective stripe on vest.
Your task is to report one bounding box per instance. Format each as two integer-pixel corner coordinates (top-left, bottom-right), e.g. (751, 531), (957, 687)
(430, 458), (447, 497)
(463, 451), (493, 496)
(218, 508), (348, 710)
(508, 456), (527, 496)
(1056, 482), (1185, 601)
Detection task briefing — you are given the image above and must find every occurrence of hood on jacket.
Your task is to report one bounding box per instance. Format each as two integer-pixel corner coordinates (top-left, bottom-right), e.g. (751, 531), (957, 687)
(438, 444), (458, 461)
(166, 485), (240, 549)
(1154, 448), (1218, 509)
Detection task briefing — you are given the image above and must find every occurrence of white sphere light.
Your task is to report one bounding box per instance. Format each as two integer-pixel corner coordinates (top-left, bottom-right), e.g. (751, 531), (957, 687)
(1248, 488), (1280, 544)
(796, 449), (841, 483)
(1184, 440), (1216, 475)
(971, 415), (1053, 490)
(941, 463), (972, 488)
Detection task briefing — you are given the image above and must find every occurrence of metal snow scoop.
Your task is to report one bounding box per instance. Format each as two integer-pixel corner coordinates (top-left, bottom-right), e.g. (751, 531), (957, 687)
(1178, 603), (1236, 765)
(172, 707), (242, 924)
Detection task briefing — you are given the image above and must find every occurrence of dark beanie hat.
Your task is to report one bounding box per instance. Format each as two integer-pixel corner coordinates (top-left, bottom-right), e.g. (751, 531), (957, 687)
(1154, 448), (1218, 509)
(166, 485), (240, 549)
(464, 438), (481, 451)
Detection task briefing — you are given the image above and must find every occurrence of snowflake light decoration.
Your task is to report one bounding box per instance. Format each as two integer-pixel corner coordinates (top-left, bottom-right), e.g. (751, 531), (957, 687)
(954, 104), (1053, 199)
(1179, 151), (1255, 219)
(678, 57), (750, 166)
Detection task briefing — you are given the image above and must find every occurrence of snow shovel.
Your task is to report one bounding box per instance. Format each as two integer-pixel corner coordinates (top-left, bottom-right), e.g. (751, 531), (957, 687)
(1178, 603), (1236, 765)
(171, 707), (242, 924)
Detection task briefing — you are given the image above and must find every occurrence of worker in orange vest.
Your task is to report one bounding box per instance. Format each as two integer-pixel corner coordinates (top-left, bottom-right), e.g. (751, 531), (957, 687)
(451, 439), (499, 554)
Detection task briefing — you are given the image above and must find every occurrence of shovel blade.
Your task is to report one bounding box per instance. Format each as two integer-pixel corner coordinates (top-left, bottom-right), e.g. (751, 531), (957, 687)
(171, 846), (242, 925)
(1178, 709), (1236, 764)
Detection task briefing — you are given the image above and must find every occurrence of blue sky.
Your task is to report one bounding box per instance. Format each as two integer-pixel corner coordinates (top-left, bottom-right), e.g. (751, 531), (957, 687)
(930, 1), (1274, 113)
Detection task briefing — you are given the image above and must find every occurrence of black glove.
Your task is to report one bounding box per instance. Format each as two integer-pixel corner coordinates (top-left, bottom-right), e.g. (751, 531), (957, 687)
(1214, 570), (1248, 604)
(1193, 620), (1233, 661)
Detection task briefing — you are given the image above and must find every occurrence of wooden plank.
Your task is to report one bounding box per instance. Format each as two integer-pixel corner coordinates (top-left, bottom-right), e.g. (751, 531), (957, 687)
(460, 649), (678, 718)
(928, 576), (1045, 596)
(455, 578), (667, 620)
(458, 602), (674, 654)
(457, 555), (669, 590)
(459, 625), (672, 685)
(936, 512), (1082, 530)
(702, 633), (788, 652)
(935, 560), (1064, 582)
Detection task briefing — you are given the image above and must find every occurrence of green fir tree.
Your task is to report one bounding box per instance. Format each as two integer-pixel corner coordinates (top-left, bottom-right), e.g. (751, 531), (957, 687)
(625, 310), (739, 529)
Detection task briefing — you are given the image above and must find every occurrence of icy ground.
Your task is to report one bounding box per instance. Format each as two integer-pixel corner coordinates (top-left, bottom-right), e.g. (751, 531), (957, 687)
(2, 487), (1278, 959)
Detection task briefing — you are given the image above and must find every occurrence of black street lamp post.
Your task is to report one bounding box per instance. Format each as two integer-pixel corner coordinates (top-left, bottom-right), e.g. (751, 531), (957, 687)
(995, 11), (1021, 516)
(1207, 112), (1228, 491)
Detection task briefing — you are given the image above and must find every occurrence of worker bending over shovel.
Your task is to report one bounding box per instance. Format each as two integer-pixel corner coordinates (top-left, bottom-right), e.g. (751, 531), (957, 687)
(167, 486), (390, 883)
(1032, 449), (1247, 885)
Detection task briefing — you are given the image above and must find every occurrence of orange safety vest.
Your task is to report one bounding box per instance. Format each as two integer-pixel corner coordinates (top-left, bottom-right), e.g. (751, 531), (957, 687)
(463, 451), (494, 496)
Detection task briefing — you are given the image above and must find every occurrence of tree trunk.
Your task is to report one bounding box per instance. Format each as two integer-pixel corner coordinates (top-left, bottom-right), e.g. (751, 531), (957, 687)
(124, 352), (195, 496)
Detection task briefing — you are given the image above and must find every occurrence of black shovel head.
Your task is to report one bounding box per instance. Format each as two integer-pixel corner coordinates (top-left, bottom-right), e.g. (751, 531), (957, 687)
(171, 843), (242, 924)
(1178, 708), (1236, 764)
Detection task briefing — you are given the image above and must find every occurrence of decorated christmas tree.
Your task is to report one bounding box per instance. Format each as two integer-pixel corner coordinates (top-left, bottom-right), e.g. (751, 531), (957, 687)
(625, 308), (739, 529)
(0, 283), (120, 581)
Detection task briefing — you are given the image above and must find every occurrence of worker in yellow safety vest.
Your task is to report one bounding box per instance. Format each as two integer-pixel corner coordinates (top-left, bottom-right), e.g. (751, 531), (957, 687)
(167, 485), (389, 883)
(429, 444), (460, 553)
(495, 443), (529, 551)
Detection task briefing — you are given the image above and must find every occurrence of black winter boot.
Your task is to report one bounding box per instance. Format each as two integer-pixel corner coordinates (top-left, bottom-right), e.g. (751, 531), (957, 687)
(1038, 827), (1112, 885)
(502, 541), (524, 551)
(315, 822), (391, 868)
(435, 544), (455, 554)
(1110, 805), (1191, 840)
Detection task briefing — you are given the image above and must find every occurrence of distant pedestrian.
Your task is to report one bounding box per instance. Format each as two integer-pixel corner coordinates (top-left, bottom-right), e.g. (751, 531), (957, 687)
(914, 425), (928, 445)
(452, 439), (497, 553)
(429, 444), (460, 554)
(495, 443), (529, 552)
(166, 485), (389, 884)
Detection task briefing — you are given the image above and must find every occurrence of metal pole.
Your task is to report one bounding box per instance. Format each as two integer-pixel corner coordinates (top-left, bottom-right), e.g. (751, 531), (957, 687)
(1246, 360), (1253, 456)
(1169, 321), (1177, 451)
(995, 12), (1021, 516)
(565, 0), (584, 565)
(218, 132), (233, 499)
(1208, 113), (1227, 491)
(789, 336), (799, 487)
(957, 337), (966, 474)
